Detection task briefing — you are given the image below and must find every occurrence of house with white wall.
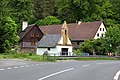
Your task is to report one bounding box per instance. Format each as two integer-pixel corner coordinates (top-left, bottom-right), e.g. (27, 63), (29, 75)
(36, 21), (73, 56)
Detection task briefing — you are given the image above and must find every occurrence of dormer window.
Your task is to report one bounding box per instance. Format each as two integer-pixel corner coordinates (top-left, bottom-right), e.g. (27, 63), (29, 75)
(103, 28), (104, 31)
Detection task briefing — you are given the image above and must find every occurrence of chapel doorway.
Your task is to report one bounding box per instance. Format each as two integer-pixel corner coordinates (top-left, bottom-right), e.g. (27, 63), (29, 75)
(61, 48), (68, 55)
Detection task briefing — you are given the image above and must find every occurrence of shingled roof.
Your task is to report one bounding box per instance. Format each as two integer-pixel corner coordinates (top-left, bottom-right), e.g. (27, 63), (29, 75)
(37, 34), (61, 48)
(39, 21), (102, 41)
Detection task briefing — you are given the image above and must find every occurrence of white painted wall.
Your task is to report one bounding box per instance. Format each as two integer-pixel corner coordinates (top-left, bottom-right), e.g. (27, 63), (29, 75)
(94, 23), (107, 39)
(36, 46), (73, 56)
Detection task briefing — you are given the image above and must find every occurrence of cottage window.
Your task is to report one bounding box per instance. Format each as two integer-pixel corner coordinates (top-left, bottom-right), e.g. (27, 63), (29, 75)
(36, 33), (39, 37)
(97, 33), (99, 37)
(103, 28), (104, 31)
(100, 28), (102, 31)
(102, 34), (104, 37)
(77, 42), (79, 45)
(31, 41), (35, 46)
(31, 33), (34, 37)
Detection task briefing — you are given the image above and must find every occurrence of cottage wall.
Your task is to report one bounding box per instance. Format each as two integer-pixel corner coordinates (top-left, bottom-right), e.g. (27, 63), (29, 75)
(36, 46), (73, 56)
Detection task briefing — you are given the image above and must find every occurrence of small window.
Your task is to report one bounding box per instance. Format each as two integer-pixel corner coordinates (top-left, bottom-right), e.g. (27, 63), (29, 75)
(48, 48), (50, 51)
(97, 33), (99, 37)
(102, 34), (104, 37)
(31, 41), (35, 46)
(103, 28), (104, 31)
(31, 33), (34, 37)
(77, 42), (79, 45)
(65, 30), (67, 35)
(100, 28), (102, 31)
(36, 33), (39, 37)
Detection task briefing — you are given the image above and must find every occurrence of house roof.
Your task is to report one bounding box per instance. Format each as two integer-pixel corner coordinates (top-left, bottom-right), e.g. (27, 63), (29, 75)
(37, 34), (61, 48)
(18, 24), (35, 41)
(39, 21), (102, 41)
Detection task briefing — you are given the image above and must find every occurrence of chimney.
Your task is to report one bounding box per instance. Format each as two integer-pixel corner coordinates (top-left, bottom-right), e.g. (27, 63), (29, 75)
(22, 21), (28, 31)
(78, 21), (82, 25)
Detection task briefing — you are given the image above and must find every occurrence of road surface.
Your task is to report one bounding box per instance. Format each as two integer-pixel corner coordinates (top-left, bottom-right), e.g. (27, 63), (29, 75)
(0, 59), (120, 80)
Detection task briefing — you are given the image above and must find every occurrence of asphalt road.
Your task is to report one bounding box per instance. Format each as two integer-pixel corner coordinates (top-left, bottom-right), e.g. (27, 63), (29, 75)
(0, 60), (120, 80)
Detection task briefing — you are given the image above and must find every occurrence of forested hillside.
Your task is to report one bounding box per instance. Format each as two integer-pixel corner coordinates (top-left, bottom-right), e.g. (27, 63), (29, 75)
(0, 0), (120, 54)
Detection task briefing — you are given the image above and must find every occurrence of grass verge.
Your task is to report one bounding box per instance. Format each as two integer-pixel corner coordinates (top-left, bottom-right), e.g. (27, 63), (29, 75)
(0, 53), (56, 62)
(57, 57), (120, 61)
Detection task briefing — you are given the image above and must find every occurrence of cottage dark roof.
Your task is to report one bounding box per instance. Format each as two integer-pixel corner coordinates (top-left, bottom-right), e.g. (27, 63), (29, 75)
(18, 24), (35, 41)
(37, 34), (61, 48)
(39, 21), (102, 41)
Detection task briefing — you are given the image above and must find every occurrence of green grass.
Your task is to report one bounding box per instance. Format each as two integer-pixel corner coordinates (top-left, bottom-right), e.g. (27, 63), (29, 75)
(0, 51), (119, 62)
(0, 53), (56, 62)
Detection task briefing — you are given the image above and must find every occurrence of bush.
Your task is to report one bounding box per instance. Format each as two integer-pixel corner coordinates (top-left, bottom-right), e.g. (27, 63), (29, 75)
(73, 49), (82, 56)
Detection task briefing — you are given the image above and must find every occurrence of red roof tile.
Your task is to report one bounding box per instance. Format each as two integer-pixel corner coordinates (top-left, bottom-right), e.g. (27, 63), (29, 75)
(39, 21), (102, 41)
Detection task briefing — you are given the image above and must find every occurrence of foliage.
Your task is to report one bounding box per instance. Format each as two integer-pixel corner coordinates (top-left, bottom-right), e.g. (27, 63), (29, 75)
(80, 39), (106, 55)
(0, 17), (18, 53)
(56, 0), (114, 25)
(33, 0), (56, 20)
(73, 49), (82, 56)
(80, 40), (93, 54)
(102, 25), (120, 53)
(8, 0), (35, 30)
(36, 16), (62, 26)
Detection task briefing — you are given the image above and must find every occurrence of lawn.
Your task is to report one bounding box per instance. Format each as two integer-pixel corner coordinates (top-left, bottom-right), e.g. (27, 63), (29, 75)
(0, 52), (119, 62)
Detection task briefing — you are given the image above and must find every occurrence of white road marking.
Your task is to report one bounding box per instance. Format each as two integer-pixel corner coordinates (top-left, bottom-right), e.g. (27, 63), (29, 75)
(114, 70), (120, 80)
(31, 65), (34, 66)
(20, 66), (24, 67)
(0, 69), (5, 71)
(7, 67), (12, 70)
(82, 65), (90, 67)
(13, 67), (18, 69)
(25, 65), (29, 67)
(38, 68), (74, 80)
(36, 64), (39, 65)
(48, 63), (51, 64)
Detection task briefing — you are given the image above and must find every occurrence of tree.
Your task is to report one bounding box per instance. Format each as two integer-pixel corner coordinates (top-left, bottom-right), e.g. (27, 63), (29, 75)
(103, 25), (120, 53)
(56, 0), (113, 25)
(0, 0), (9, 24)
(0, 17), (18, 53)
(33, 0), (56, 20)
(80, 40), (93, 54)
(8, 0), (34, 29)
(108, 0), (120, 25)
(80, 39), (106, 55)
(0, 0), (18, 53)
(36, 16), (62, 26)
